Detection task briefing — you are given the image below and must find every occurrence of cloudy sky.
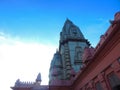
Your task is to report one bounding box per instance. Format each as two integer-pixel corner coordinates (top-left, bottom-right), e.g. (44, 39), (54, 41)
(0, 0), (119, 90)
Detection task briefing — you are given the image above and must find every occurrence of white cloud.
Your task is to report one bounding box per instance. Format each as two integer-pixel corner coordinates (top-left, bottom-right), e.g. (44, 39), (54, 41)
(0, 32), (56, 90)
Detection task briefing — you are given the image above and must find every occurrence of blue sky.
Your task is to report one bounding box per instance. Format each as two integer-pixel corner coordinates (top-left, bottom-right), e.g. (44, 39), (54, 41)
(0, 0), (119, 45)
(0, 0), (119, 90)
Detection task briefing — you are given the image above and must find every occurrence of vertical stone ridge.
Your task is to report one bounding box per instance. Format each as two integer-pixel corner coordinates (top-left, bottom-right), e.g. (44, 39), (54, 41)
(64, 43), (71, 79)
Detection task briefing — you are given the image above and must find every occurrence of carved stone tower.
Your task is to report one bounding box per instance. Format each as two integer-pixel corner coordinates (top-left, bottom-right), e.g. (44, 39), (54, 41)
(49, 19), (90, 84)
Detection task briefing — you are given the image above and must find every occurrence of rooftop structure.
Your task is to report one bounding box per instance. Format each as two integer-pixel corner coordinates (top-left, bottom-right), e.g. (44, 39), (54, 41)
(11, 11), (120, 90)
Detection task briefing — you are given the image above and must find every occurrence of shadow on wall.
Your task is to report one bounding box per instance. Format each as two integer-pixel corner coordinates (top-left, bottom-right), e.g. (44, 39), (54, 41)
(113, 85), (120, 90)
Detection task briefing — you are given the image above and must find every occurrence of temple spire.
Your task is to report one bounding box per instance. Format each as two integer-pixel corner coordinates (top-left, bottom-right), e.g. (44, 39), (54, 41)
(60, 19), (85, 44)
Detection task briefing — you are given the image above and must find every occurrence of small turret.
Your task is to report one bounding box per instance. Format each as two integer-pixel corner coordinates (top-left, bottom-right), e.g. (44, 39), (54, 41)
(15, 79), (20, 87)
(35, 73), (42, 85)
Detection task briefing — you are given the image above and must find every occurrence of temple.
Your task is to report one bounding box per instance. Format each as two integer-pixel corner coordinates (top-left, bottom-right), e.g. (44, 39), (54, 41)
(49, 18), (90, 84)
(11, 12), (120, 90)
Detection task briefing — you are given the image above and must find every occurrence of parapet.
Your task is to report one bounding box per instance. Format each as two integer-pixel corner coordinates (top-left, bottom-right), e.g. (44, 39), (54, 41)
(14, 79), (34, 88)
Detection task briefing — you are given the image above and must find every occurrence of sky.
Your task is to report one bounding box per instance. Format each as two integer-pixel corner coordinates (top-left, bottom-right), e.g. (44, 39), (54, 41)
(0, 0), (119, 90)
